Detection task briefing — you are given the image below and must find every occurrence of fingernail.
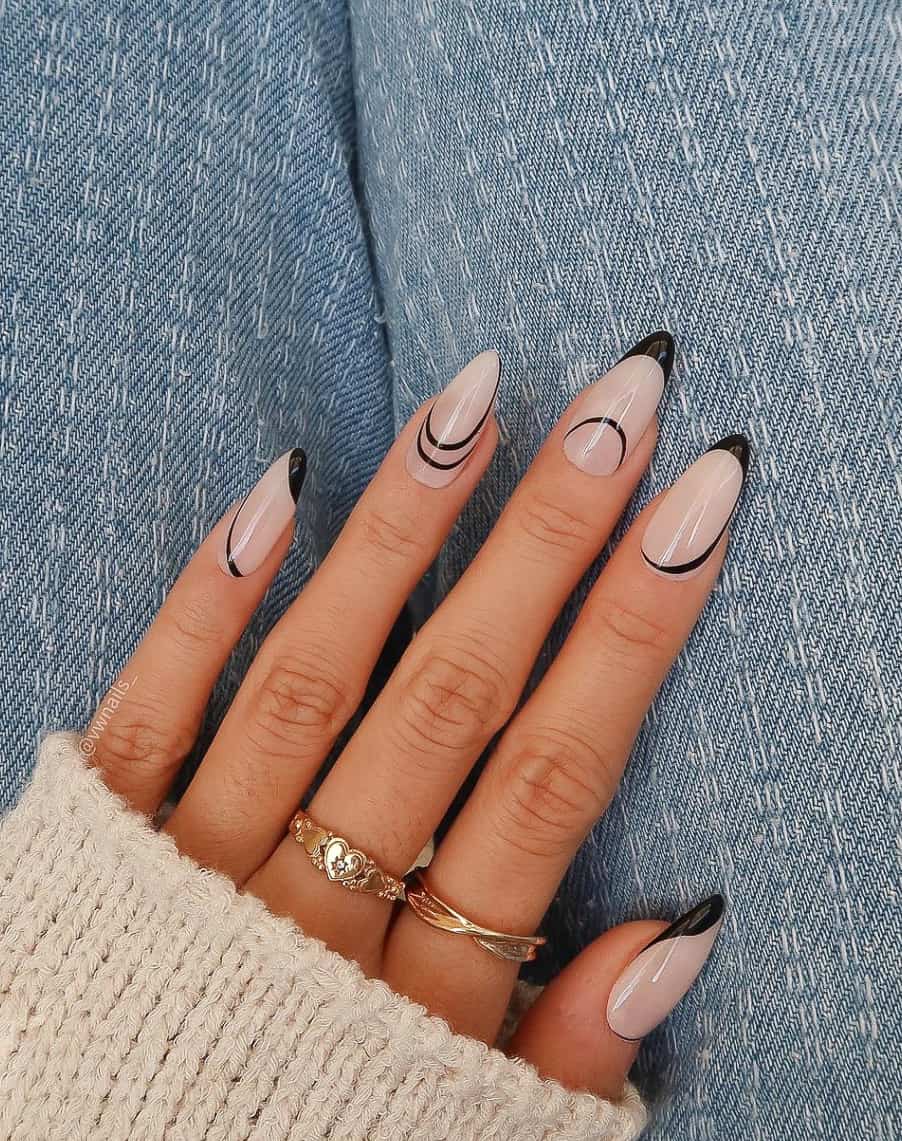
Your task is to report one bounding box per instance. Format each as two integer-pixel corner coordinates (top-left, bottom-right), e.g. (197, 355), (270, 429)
(218, 448), (306, 578)
(607, 894), (725, 1041)
(563, 331), (673, 476)
(406, 350), (500, 488)
(641, 433), (750, 579)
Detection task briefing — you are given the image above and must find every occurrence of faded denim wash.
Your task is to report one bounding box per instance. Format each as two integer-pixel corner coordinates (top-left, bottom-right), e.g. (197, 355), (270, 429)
(1, 2), (898, 1137)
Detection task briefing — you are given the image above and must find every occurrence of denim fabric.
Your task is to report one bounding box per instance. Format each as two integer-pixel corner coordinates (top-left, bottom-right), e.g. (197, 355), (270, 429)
(349, 5), (900, 1137)
(0, 0), (393, 781)
(1, 2), (898, 1139)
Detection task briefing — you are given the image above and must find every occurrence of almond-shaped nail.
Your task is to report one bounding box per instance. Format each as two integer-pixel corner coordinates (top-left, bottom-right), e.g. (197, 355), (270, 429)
(607, 895), (725, 1040)
(641, 434), (750, 579)
(407, 350), (500, 488)
(563, 331), (673, 476)
(218, 448), (306, 578)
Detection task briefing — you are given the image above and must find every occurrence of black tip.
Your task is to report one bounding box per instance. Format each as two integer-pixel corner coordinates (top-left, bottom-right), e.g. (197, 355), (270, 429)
(644, 894), (725, 951)
(708, 433), (750, 477)
(618, 329), (675, 383)
(287, 448), (307, 502)
(687, 893), (725, 932)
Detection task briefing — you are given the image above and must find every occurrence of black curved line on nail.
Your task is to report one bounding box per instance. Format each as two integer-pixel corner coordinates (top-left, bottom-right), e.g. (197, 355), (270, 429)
(643, 434), (751, 575)
(564, 415), (627, 469)
(642, 895), (725, 952)
(416, 361), (500, 470)
(609, 895), (725, 1043)
(224, 492), (251, 578)
(422, 365), (500, 451)
(416, 420), (476, 470)
(707, 431), (750, 476)
(641, 520), (731, 576)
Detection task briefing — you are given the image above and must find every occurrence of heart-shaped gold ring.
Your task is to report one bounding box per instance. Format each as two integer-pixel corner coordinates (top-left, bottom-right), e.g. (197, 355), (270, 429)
(289, 810), (406, 902)
(323, 838), (366, 883)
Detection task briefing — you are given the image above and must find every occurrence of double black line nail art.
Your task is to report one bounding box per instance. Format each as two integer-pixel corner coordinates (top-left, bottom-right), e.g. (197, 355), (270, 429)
(415, 391), (497, 473)
(407, 350), (501, 488)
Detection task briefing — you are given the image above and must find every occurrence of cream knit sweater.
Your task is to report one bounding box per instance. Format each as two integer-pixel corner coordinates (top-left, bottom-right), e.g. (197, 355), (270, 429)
(0, 734), (647, 1140)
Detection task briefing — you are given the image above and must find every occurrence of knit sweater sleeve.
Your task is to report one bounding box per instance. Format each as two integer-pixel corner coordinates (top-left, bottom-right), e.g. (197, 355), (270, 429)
(0, 733), (647, 1141)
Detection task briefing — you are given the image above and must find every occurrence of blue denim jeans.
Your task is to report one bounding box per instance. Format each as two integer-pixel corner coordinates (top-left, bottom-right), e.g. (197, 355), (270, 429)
(1, 2), (897, 1137)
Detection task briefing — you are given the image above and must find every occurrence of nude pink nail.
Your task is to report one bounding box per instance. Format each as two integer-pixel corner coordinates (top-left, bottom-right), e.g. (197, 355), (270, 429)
(406, 350), (500, 488)
(641, 434), (750, 579)
(218, 449), (306, 578)
(563, 347), (667, 476)
(607, 895), (724, 1041)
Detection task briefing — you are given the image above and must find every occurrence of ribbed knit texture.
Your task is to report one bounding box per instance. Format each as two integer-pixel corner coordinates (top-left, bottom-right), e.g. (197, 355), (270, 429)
(0, 734), (646, 1141)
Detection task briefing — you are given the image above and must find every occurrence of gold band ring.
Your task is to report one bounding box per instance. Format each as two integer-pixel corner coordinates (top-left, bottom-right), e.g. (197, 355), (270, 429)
(405, 874), (546, 963)
(289, 810), (406, 902)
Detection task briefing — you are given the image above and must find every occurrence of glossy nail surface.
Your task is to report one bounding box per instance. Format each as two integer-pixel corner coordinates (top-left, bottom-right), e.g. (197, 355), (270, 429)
(607, 895), (725, 1041)
(618, 329), (675, 379)
(219, 448), (306, 578)
(563, 332), (672, 476)
(407, 350), (500, 488)
(642, 434), (749, 578)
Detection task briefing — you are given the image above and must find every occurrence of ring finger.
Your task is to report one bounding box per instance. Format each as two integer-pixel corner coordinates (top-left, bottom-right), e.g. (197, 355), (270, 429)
(384, 434), (749, 1039)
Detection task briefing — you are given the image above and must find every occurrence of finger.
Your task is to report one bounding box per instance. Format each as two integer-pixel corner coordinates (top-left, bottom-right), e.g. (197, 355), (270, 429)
(165, 351), (500, 879)
(254, 334), (672, 957)
(86, 449), (304, 814)
(510, 922), (661, 1100)
(311, 334), (670, 865)
(508, 897), (724, 1100)
(385, 435), (748, 1037)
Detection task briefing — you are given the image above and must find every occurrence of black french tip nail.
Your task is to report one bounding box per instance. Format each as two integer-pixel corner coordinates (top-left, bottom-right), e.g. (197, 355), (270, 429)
(708, 433), (750, 478)
(287, 448), (307, 502)
(619, 329), (675, 383)
(643, 893), (726, 951)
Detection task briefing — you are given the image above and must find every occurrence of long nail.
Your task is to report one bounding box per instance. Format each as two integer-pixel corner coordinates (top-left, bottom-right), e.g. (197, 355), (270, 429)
(218, 448), (306, 578)
(407, 350), (500, 488)
(607, 895), (725, 1041)
(563, 331), (673, 476)
(641, 434), (750, 579)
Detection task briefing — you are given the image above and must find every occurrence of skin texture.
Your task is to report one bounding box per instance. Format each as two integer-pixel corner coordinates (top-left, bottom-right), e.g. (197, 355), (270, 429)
(87, 347), (736, 1099)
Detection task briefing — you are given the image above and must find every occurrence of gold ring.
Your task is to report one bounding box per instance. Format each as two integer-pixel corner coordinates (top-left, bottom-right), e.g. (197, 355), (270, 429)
(405, 874), (546, 963)
(289, 810), (406, 902)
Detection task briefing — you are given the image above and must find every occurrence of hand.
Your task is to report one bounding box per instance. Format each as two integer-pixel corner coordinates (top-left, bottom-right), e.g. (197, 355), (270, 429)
(86, 337), (746, 1102)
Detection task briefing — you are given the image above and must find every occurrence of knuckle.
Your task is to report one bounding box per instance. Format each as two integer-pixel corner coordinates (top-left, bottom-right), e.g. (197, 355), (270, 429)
(514, 491), (595, 556)
(93, 700), (191, 787)
(252, 652), (354, 749)
(359, 503), (423, 565)
(395, 636), (511, 757)
(492, 727), (610, 860)
(588, 593), (672, 661)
